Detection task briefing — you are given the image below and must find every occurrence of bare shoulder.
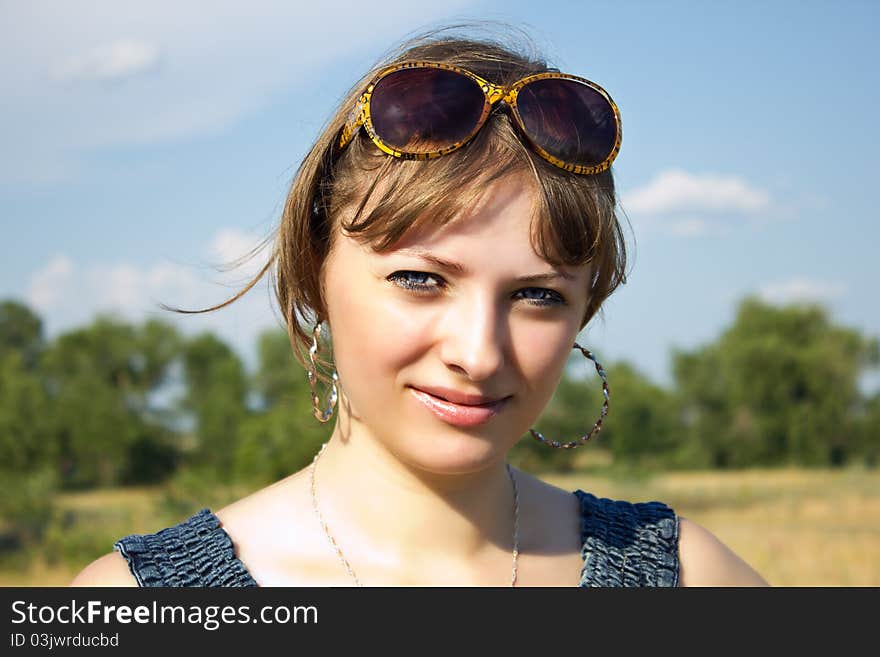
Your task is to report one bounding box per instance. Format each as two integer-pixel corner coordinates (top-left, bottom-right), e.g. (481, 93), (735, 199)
(68, 476), (307, 589)
(677, 516), (769, 587)
(511, 468), (581, 512)
(70, 551), (138, 587)
(214, 469), (305, 532)
(512, 468), (582, 535)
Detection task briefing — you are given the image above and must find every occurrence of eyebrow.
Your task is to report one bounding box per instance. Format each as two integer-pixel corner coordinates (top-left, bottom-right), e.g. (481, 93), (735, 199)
(396, 248), (576, 283)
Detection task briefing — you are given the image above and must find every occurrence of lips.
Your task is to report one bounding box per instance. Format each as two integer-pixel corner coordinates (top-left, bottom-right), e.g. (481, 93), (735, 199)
(408, 386), (510, 427)
(409, 385), (510, 406)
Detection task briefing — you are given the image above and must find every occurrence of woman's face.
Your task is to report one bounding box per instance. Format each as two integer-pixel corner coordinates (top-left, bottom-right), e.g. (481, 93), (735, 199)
(320, 171), (591, 474)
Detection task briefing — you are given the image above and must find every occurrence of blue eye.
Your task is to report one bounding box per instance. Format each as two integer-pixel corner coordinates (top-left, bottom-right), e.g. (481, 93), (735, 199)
(388, 271), (439, 291)
(387, 271), (566, 308)
(518, 288), (567, 307)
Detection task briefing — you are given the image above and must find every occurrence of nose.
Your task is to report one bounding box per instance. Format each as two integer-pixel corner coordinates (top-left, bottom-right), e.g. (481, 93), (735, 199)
(437, 290), (506, 382)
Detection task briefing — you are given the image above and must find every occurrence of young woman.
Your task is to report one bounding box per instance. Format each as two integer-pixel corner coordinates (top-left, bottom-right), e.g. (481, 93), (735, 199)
(71, 26), (767, 587)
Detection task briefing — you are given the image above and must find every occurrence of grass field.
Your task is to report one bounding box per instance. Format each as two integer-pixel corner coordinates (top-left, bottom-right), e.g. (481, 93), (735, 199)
(2, 466), (877, 586)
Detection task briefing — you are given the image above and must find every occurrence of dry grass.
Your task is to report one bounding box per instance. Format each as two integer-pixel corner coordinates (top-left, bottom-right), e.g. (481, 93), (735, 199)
(2, 467), (877, 586)
(544, 466), (880, 586)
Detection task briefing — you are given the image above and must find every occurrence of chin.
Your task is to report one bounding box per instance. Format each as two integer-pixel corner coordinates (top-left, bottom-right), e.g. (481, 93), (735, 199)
(392, 406), (513, 475)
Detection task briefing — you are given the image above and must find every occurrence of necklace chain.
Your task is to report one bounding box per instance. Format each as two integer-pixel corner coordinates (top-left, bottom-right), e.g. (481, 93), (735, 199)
(309, 441), (520, 587)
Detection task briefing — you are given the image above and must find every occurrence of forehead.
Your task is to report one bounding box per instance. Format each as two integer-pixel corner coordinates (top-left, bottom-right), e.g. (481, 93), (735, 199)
(324, 171), (587, 285)
(388, 173), (538, 253)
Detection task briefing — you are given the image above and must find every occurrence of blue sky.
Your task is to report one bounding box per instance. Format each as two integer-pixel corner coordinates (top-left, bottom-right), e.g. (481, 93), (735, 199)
(2, 0), (878, 391)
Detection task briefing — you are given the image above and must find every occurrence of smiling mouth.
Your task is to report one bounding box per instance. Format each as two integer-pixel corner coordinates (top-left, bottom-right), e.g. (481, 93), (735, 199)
(408, 386), (510, 427)
(408, 386), (510, 407)
(429, 394), (493, 407)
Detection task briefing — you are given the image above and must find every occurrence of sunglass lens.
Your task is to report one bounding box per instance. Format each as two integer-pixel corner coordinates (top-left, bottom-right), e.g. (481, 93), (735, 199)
(516, 79), (618, 169)
(370, 68), (487, 153)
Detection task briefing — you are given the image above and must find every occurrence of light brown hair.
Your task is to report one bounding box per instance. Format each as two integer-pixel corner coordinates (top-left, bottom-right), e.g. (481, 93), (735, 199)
(162, 24), (629, 383)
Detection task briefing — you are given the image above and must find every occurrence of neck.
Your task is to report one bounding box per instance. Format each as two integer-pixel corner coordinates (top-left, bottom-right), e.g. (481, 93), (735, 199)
(312, 420), (519, 576)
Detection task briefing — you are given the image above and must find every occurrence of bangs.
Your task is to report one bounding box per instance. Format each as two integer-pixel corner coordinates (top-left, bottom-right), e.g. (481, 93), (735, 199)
(324, 111), (613, 272)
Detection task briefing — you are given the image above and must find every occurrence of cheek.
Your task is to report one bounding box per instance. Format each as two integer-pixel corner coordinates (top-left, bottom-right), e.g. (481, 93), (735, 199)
(512, 324), (576, 406)
(326, 277), (433, 395)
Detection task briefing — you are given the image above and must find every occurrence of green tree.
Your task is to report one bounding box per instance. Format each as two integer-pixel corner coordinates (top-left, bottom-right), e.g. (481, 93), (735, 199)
(510, 352), (611, 472)
(252, 328), (305, 409)
(673, 296), (880, 468)
(0, 349), (57, 550)
(852, 390), (880, 467)
(0, 350), (54, 471)
(599, 361), (680, 467)
(235, 328), (330, 482)
(0, 300), (45, 371)
(179, 332), (248, 478)
(40, 314), (184, 487)
(123, 318), (186, 482)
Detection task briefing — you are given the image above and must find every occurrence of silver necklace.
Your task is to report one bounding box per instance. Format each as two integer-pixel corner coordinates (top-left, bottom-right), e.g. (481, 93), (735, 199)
(309, 441), (520, 586)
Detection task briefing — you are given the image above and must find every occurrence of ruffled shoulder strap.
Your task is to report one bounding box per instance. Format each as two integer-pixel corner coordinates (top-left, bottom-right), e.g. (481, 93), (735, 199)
(113, 508), (258, 587)
(574, 490), (680, 587)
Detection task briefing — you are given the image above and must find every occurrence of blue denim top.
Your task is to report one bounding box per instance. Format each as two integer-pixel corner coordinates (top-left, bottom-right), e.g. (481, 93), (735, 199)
(113, 489), (680, 587)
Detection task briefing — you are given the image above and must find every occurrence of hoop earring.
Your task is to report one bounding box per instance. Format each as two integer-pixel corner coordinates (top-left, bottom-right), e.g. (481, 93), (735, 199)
(308, 320), (338, 423)
(529, 343), (610, 449)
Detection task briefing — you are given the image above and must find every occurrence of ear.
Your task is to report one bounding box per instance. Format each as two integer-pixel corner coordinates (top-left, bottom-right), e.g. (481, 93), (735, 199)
(316, 248), (334, 322)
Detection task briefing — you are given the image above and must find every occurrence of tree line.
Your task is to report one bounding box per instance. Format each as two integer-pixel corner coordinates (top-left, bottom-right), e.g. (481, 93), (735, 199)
(1, 296), (878, 547)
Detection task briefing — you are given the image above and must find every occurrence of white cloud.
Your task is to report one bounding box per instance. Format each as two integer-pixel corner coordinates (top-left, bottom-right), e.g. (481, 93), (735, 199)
(669, 218), (710, 237)
(623, 169), (771, 215)
(26, 255), (205, 319)
(23, 229), (285, 370)
(26, 255), (75, 309)
(50, 39), (161, 83)
(0, 0), (472, 188)
(757, 277), (847, 305)
(84, 263), (149, 312)
(620, 168), (775, 238)
(208, 228), (274, 280)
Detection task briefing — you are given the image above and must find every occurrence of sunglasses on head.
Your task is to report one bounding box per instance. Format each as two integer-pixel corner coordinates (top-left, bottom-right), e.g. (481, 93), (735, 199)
(338, 61), (622, 175)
